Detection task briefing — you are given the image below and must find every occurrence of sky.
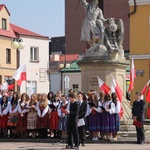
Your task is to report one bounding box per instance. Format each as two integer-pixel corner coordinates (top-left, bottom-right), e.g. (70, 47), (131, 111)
(0, 0), (65, 38)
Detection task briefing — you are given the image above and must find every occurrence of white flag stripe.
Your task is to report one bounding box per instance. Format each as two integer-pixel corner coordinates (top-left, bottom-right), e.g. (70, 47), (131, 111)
(13, 64), (26, 80)
(97, 76), (104, 87)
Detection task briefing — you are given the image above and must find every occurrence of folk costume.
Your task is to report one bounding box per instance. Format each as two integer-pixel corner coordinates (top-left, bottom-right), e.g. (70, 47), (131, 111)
(37, 100), (49, 138)
(16, 101), (29, 137)
(0, 101), (10, 137)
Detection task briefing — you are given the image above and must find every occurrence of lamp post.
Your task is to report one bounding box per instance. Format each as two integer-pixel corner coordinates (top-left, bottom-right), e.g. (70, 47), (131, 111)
(11, 38), (25, 92)
(59, 61), (70, 96)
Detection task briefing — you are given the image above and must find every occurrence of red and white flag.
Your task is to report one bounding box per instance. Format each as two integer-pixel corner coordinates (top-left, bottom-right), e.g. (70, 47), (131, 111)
(8, 84), (15, 91)
(128, 59), (136, 92)
(13, 64), (26, 86)
(146, 88), (150, 103)
(97, 76), (110, 94)
(111, 76), (123, 101)
(141, 79), (150, 95)
(1, 80), (8, 91)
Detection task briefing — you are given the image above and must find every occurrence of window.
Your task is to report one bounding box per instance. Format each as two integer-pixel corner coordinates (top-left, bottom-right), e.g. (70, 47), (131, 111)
(30, 47), (39, 61)
(6, 49), (11, 63)
(2, 18), (7, 30)
(4, 76), (13, 85)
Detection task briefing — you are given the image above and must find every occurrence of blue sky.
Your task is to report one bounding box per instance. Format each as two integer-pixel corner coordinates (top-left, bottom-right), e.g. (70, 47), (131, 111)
(0, 0), (65, 38)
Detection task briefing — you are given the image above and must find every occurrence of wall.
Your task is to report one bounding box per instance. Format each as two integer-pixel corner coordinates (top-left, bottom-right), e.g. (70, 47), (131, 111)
(20, 37), (50, 94)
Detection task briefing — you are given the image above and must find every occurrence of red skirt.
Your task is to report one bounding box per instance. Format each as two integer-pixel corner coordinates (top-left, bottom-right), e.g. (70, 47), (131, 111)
(50, 110), (58, 130)
(37, 113), (49, 129)
(1, 114), (9, 128)
(16, 113), (27, 133)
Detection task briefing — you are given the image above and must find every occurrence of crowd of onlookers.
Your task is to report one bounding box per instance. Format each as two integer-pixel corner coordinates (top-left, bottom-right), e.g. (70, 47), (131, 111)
(0, 89), (121, 142)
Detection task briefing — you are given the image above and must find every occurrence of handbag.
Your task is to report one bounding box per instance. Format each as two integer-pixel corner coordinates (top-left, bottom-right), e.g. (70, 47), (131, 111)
(133, 120), (142, 128)
(10, 116), (18, 123)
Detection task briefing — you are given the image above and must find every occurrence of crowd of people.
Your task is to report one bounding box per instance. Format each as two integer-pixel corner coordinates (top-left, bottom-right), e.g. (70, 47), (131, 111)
(0, 89), (121, 148)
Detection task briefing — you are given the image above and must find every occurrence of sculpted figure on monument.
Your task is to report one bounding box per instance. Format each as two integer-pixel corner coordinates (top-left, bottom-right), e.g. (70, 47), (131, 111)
(80, 0), (107, 46)
(80, 0), (125, 59)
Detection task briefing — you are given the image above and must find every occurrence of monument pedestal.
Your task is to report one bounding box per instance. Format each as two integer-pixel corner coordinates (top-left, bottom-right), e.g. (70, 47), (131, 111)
(77, 57), (131, 123)
(77, 58), (129, 94)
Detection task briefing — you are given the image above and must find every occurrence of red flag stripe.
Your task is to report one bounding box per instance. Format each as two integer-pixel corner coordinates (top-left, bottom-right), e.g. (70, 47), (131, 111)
(141, 80), (150, 95)
(128, 59), (136, 92)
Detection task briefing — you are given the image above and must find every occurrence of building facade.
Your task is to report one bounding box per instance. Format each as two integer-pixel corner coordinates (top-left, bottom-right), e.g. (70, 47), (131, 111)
(0, 5), (17, 86)
(129, 0), (150, 102)
(0, 4), (50, 94)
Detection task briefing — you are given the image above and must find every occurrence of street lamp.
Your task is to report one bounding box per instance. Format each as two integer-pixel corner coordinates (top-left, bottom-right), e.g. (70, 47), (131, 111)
(11, 38), (25, 92)
(59, 62), (70, 96)
(11, 38), (25, 50)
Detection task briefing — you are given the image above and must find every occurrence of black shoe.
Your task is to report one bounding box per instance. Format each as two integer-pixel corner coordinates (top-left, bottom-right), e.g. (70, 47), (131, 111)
(140, 141), (145, 145)
(82, 143), (85, 146)
(73, 146), (79, 149)
(66, 145), (73, 149)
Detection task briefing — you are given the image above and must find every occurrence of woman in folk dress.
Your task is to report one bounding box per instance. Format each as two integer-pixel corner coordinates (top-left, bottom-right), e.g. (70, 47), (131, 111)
(37, 93), (49, 138)
(57, 95), (68, 138)
(101, 94), (116, 141)
(0, 95), (10, 138)
(49, 94), (60, 138)
(87, 90), (100, 141)
(16, 93), (29, 138)
(8, 92), (19, 138)
(27, 94), (38, 138)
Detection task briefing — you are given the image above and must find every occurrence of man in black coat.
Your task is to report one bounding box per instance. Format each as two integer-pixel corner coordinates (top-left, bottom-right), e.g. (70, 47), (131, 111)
(77, 92), (87, 146)
(66, 93), (80, 149)
(132, 92), (145, 144)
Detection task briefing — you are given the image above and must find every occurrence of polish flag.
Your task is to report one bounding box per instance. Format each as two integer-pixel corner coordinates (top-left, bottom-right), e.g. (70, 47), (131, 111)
(97, 76), (110, 94)
(141, 80), (150, 95)
(111, 76), (123, 101)
(128, 59), (136, 92)
(8, 84), (15, 91)
(146, 88), (150, 103)
(13, 64), (26, 86)
(119, 106), (124, 119)
(1, 80), (8, 91)
(147, 107), (150, 119)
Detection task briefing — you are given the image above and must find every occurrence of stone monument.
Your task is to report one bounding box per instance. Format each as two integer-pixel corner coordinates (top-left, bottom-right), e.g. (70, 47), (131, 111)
(78, 0), (131, 124)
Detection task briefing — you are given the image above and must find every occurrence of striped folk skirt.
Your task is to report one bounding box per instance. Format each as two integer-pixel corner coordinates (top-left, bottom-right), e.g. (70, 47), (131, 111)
(27, 111), (38, 130)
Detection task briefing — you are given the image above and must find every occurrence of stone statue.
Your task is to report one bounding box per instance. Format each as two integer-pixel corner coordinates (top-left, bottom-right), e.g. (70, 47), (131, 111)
(80, 0), (107, 46)
(80, 0), (125, 60)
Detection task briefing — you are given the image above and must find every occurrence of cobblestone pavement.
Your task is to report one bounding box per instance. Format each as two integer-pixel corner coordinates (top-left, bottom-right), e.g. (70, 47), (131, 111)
(1, 142), (150, 150)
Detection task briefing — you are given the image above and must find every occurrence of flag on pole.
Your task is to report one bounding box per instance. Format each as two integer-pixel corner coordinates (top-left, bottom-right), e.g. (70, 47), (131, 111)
(141, 80), (150, 95)
(147, 107), (150, 119)
(111, 75), (123, 101)
(1, 80), (8, 91)
(119, 106), (124, 119)
(12, 64), (26, 86)
(97, 76), (110, 94)
(146, 88), (150, 103)
(128, 59), (136, 92)
(8, 84), (15, 91)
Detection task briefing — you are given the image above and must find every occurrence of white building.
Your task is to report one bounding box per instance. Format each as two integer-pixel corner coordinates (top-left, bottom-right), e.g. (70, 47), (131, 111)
(11, 24), (50, 95)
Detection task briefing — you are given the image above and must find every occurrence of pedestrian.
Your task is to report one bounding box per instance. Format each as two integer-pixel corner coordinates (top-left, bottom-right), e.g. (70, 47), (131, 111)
(66, 93), (80, 149)
(77, 91), (87, 146)
(132, 92), (145, 144)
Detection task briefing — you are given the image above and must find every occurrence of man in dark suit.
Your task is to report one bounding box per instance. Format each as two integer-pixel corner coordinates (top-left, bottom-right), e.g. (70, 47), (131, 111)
(66, 93), (80, 149)
(77, 92), (87, 146)
(132, 92), (145, 144)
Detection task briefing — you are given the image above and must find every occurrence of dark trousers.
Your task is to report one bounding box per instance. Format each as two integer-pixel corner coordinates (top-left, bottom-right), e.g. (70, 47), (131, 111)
(67, 122), (79, 147)
(78, 125), (86, 144)
(136, 125), (145, 143)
